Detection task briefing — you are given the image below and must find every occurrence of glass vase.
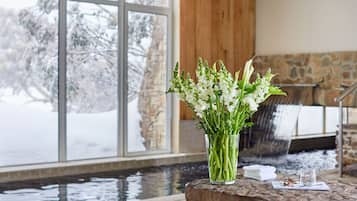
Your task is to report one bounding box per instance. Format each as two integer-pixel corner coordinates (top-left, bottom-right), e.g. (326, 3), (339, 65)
(205, 134), (240, 185)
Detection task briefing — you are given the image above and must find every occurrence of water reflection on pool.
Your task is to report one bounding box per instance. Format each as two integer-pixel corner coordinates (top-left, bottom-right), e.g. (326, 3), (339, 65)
(0, 150), (336, 201)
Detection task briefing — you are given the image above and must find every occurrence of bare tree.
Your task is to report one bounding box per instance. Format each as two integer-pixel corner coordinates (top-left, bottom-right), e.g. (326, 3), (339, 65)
(0, 0), (155, 113)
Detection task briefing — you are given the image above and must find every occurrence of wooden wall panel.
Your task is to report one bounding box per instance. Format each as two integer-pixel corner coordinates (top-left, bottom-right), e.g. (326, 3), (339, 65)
(211, 0), (235, 71)
(234, 0), (256, 70)
(179, 0), (256, 120)
(195, 0), (212, 61)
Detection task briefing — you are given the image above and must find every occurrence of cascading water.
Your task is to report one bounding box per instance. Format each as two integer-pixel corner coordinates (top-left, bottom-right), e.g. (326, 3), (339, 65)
(239, 86), (312, 164)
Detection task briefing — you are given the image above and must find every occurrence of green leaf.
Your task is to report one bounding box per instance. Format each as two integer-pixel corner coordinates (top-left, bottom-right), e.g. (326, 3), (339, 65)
(172, 62), (179, 78)
(244, 83), (256, 94)
(269, 86), (287, 96)
(244, 122), (254, 128)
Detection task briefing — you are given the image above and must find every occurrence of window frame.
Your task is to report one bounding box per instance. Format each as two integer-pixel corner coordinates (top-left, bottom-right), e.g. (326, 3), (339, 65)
(60, 0), (173, 159)
(122, 2), (172, 156)
(0, 0), (172, 167)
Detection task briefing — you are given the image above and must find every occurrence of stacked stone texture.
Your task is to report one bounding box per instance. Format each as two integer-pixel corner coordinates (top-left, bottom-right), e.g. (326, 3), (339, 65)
(342, 124), (357, 166)
(254, 51), (357, 106)
(253, 52), (357, 171)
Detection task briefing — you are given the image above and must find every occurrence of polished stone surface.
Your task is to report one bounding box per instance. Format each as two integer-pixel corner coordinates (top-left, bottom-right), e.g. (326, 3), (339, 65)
(186, 169), (357, 201)
(141, 194), (185, 201)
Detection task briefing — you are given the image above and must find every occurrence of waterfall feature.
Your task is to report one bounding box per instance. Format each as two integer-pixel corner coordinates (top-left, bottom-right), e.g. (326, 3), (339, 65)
(239, 85), (314, 164)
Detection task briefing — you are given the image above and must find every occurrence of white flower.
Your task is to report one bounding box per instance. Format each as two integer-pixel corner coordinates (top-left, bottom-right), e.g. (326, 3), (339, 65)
(242, 59), (254, 86)
(194, 99), (209, 118)
(168, 57), (285, 136)
(224, 88), (240, 112)
(251, 77), (270, 104)
(243, 95), (259, 111)
(253, 87), (266, 103)
(185, 90), (196, 106)
(211, 104), (217, 110)
(227, 103), (236, 113)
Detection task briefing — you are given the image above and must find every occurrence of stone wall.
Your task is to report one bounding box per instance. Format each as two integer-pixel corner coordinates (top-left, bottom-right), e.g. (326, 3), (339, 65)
(253, 51), (357, 106)
(342, 124), (357, 166)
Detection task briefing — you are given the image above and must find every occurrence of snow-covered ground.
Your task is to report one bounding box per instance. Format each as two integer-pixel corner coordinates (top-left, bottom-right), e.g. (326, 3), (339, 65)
(127, 98), (145, 152)
(0, 89), (145, 166)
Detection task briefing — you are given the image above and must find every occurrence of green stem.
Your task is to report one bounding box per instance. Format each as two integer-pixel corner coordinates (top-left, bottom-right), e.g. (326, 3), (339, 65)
(207, 134), (239, 183)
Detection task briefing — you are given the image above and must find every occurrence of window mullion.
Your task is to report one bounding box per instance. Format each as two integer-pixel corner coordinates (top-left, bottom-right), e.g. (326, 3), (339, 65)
(68, 0), (118, 6)
(118, 0), (126, 157)
(125, 3), (170, 15)
(166, 0), (173, 153)
(58, 0), (68, 162)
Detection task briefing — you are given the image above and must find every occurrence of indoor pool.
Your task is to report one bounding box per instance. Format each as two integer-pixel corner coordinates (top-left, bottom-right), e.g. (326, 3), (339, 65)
(0, 150), (336, 201)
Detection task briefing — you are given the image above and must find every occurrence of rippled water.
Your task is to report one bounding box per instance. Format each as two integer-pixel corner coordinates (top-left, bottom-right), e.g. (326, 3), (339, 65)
(241, 149), (337, 175)
(0, 150), (336, 201)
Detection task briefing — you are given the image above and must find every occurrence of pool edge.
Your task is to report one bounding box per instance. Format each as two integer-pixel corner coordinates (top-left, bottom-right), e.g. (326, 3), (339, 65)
(0, 153), (207, 183)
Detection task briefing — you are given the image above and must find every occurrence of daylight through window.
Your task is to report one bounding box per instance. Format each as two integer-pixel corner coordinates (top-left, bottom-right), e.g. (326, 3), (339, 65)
(0, 0), (171, 166)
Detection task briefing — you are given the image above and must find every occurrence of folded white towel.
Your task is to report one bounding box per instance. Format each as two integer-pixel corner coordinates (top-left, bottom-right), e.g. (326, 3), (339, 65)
(243, 165), (277, 181)
(244, 171), (276, 177)
(244, 170), (276, 177)
(244, 172), (277, 181)
(243, 165), (276, 172)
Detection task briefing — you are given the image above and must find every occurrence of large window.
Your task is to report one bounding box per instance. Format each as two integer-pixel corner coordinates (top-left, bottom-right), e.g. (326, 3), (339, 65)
(66, 1), (118, 160)
(0, 0), (171, 166)
(0, 0), (58, 166)
(127, 11), (168, 153)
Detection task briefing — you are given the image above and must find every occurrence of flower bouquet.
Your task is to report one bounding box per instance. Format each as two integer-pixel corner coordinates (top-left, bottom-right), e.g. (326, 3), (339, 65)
(168, 58), (285, 184)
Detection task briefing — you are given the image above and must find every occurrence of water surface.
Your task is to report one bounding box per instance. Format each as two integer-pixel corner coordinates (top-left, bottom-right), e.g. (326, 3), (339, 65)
(0, 150), (336, 201)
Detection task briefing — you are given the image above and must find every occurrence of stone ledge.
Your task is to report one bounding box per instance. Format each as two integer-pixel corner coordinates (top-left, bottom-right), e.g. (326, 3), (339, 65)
(140, 194), (185, 201)
(0, 153), (206, 183)
(186, 170), (357, 201)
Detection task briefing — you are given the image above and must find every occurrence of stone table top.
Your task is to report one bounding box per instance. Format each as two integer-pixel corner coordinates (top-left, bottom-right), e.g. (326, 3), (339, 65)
(185, 169), (357, 201)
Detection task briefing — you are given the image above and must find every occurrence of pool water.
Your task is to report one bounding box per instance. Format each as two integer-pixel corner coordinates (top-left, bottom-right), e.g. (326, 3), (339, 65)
(0, 150), (336, 201)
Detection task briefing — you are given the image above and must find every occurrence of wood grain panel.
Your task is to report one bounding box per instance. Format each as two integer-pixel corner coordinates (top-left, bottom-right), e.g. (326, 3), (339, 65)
(211, 0), (235, 71)
(179, 0), (256, 120)
(179, 0), (196, 120)
(234, 0), (256, 70)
